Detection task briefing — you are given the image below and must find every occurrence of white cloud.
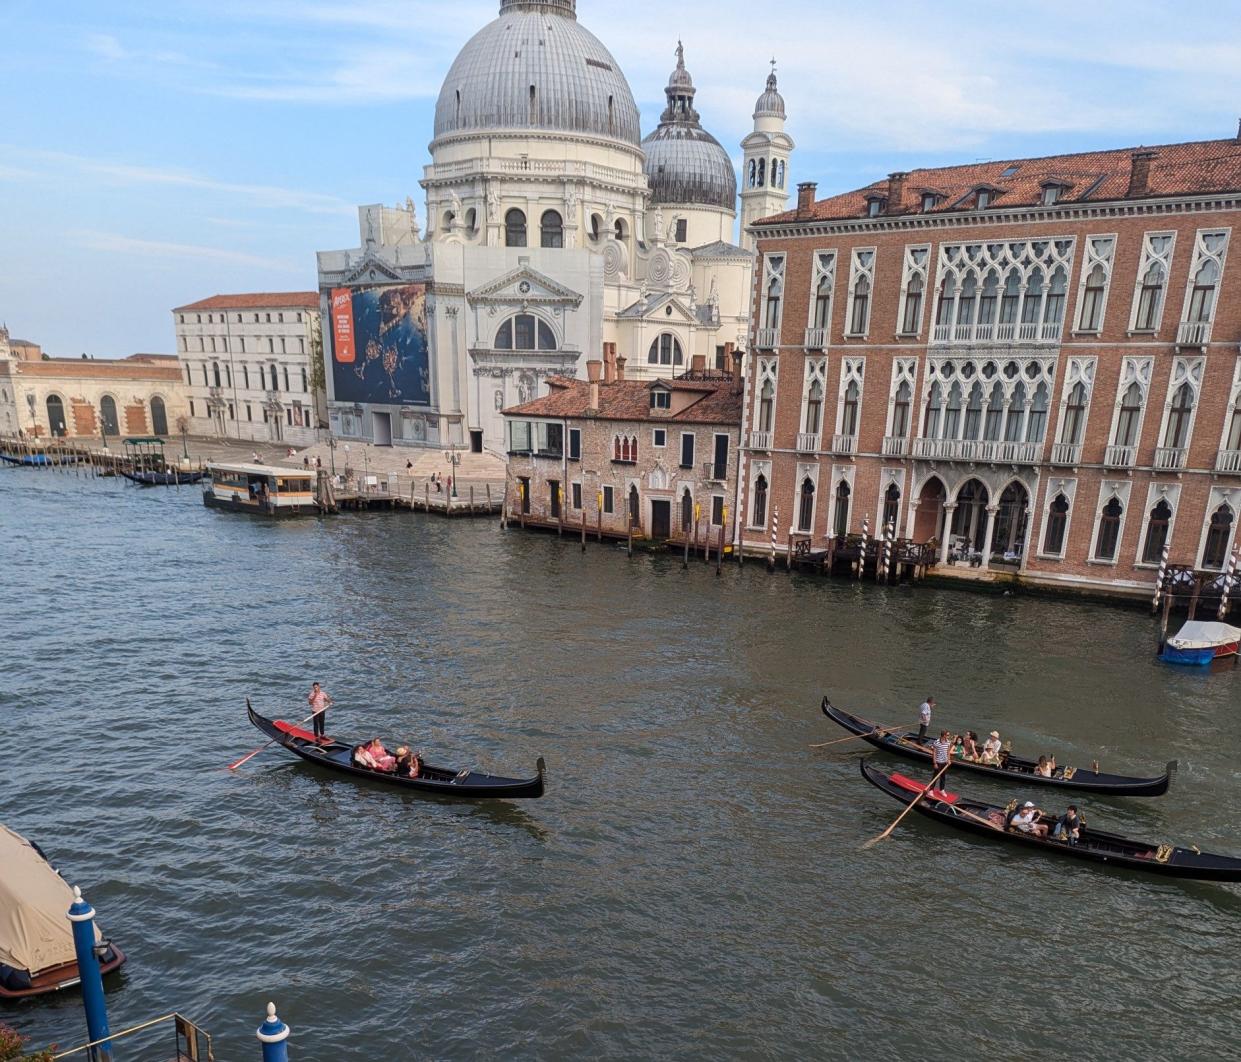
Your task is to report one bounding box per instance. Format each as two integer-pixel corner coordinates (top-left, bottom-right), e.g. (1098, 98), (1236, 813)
(74, 229), (301, 271)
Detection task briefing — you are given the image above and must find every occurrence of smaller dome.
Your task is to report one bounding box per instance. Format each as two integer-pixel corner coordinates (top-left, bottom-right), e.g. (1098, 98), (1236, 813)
(754, 65), (786, 120)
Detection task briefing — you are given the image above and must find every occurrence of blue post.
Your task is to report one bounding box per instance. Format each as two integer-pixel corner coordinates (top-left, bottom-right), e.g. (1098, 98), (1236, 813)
(67, 885), (112, 1062)
(256, 1001), (291, 1062)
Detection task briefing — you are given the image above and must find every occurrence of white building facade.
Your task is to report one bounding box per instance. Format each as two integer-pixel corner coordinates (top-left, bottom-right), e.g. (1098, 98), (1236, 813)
(316, 0), (791, 455)
(173, 293), (322, 445)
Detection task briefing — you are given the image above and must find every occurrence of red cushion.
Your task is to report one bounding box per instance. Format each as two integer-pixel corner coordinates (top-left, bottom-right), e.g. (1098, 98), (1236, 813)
(274, 720), (318, 742)
(889, 771), (958, 804)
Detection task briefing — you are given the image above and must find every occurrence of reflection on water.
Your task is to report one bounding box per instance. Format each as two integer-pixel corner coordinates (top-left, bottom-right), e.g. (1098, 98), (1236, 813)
(2, 470), (1239, 1060)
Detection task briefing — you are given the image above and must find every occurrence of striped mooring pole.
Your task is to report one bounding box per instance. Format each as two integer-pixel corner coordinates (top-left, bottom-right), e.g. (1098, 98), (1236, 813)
(68, 886), (112, 1062)
(1152, 542), (1170, 613)
(858, 517), (869, 580)
(881, 520), (895, 583)
(768, 505), (779, 571)
(1219, 547), (1239, 619)
(257, 1001), (292, 1062)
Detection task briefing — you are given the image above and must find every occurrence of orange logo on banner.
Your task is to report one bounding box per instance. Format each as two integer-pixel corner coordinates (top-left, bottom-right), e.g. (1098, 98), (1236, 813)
(331, 288), (356, 363)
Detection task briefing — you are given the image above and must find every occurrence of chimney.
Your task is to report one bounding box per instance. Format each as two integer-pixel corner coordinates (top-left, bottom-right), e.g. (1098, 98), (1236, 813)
(691, 353), (706, 374)
(886, 171), (908, 215)
(602, 341), (616, 384)
(586, 359), (602, 412)
(796, 182), (817, 219)
(1128, 151), (1158, 198)
(1236, 117), (1241, 143)
(615, 355), (627, 382)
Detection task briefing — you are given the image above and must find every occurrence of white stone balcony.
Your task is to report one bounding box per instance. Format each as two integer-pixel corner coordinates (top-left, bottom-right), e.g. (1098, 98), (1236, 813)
(804, 328), (828, 349)
(748, 430), (773, 450)
(830, 433), (857, 455)
(931, 319), (1062, 346)
(1215, 449), (1241, 473)
(755, 327), (780, 349)
(1175, 320), (1212, 348)
(1104, 444), (1136, 469)
(1153, 446), (1187, 470)
(1049, 441), (1082, 466)
(795, 432), (821, 452)
(912, 437), (1041, 464)
(882, 435), (908, 457)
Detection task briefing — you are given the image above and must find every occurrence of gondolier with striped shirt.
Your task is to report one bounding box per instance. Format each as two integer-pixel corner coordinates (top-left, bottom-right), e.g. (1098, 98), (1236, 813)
(307, 681), (333, 741)
(930, 729), (953, 789)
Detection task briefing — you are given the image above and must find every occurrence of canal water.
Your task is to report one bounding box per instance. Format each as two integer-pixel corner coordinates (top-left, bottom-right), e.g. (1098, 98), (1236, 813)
(2, 469), (1239, 1060)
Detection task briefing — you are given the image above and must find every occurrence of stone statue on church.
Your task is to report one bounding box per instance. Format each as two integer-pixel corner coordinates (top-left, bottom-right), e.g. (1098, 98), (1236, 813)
(653, 207), (665, 244)
(449, 190), (464, 229)
(487, 182), (501, 220)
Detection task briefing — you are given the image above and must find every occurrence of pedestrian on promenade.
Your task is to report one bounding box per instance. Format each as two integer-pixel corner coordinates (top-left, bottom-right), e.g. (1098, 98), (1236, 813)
(918, 696), (935, 740)
(406, 459), (413, 472)
(307, 681), (333, 740)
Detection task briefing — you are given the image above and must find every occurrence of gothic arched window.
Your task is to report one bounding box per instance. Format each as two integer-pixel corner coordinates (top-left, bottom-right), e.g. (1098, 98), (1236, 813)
(1044, 494), (1069, 555)
(1142, 500), (1173, 564)
(752, 473), (768, 528)
(1203, 504), (1235, 569)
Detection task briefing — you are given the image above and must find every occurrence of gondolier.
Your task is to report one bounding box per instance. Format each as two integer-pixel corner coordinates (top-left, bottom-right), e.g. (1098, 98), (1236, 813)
(918, 696), (934, 740)
(307, 681), (333, 740)
(930, 729), (953, 784)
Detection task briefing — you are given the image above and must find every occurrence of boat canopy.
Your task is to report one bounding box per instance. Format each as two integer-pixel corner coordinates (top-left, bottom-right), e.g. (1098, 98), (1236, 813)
(1167, 620), (1241, 650)
(0, 825), (100, 976)
(206, 462), (313, 479)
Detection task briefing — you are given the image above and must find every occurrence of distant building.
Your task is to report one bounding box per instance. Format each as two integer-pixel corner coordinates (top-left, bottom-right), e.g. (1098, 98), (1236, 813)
(172, 293), (322, 445)
(502, 345), (742, 543)
(0, 327), (187, 439)
(740, 133), (1241, 596)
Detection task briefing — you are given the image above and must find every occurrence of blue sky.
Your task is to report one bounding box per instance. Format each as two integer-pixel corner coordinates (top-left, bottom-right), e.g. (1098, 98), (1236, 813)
(4, 0), (1241, 355)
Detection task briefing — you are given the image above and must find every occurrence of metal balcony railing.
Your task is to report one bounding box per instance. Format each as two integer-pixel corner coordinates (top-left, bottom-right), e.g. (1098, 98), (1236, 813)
(1104, 444), (1136, 469)
(1176, 320), (1212, 348)
(831, 433), (857, 455)
(748, 430), (773, 450)
(1153, 445), (1187, 470)
(1216, 449), (1241, 473)
(882, 435), (908, 457)
(796, 432), (821, 452)
(755, 327), (780, 349)
(804, 328), (828, 349)
(1049, 441), (1082, 466)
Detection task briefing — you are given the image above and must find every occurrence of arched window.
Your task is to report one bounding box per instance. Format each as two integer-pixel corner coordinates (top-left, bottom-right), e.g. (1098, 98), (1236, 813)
(883, 483), (900, 531)
(813, 273), (832, 329)
(841, 380), (860, 437)
(956, 274), (977, 331)
(804, 381), (823, 435)
(765, 276), (782, 330)
(505, 208), (527, 248)
(849, 275), (870, 335)
(647, 334), (683, 366)
(999, 271), (1021, 324)
(1142, 500), (1173, 564)
(983, 381), (1004, 441)
(495, 314), (556, 351)
(1079, 264), (1107, 331)
(1095, 497), (1124, 561)
(963, 382), (984, 441)
(270, 364), (279, 391)
(1044, 494), (1069, 555)
(1188, 259), (1220, 323)
(614, 217), (628, 242)
(1043, 268), (1067, 326)
(923, 382), (942, 438)
(901, 274), (924, 334)
(681, 488), (693, 532)
(150, 395), (168, 436)
(758, 380), (774, 432)
(1115, 382), (1143, 447)
(935, 277), (956, 328)
(1163, 382), (1195, 450)
(943, 382), (962, 439)
(798, 476), (815, 532)
(589, 214), (603, 243)
(1134, 262), (1165, 330)
(977, 272), (999, 330)
(747, 159), (756, 188)
(891, 381), (912, 438)
(45, 394), (67, 436)
(752, 474), (768, 527)
(538, 210), (563, 248)
(757, 158), (766, 187)
(1004, 382), (1027, 443)
(1026, 382), (1049, 443)
(1226, 394), (1241, 452)
(832, 480), (850, 536)
(1062, 382), (1088, 445)
(212, 362), (222, 387)
(1203, 505), (1235, 569)
(99, 394), (119, 436)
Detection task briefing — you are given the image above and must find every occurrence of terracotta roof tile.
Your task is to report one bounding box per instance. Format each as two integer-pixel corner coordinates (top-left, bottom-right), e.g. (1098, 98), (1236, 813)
(173, 292), (319, 312)
(503, 377), (741, 425)
(762, 137), (1241, 225)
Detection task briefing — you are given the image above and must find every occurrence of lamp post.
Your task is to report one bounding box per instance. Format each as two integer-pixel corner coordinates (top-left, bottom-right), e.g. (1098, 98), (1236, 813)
(445, 442), (461, 498)
(328, 435), (337, 476)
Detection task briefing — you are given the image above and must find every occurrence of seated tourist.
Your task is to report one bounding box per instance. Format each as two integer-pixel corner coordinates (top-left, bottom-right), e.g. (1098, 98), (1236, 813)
(1034, 755), (1054, 778)
(394, 746), (412, 773)
(980, 730), (1003, 765)
(408, 750), (423, 779)
(366, 738), (396, 772)
(353, 744), (377, 769)
(1052, 805), (1083, 845)
(1008, 801), (1048, 838)
(961, 731), (981, 762)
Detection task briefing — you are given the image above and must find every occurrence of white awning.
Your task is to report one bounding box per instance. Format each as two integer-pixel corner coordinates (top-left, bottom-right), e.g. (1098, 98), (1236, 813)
(1168, 620), (1241, 651)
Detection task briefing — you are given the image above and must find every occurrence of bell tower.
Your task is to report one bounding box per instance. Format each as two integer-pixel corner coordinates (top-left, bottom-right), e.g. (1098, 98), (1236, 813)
(739, 61), (794, 252)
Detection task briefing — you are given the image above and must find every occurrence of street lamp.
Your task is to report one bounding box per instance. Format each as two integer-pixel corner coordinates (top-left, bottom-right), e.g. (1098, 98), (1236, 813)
(328, 436), (337, 476)
(444, 442), (461, 498)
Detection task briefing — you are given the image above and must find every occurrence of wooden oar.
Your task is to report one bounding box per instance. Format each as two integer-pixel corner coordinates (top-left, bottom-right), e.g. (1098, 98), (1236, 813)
(809, 723), (903, 749)
(227, 710), (318, 771)
(862, 762), (950, 849)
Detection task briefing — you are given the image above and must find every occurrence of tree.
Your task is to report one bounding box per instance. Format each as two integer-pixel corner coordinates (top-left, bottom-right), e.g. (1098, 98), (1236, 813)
(0, 1022), (55, 1062)
(308, 313), (328, 429)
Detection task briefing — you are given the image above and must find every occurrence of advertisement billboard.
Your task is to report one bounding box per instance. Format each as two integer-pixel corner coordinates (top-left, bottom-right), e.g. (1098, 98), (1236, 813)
(329, 284), (430, 406)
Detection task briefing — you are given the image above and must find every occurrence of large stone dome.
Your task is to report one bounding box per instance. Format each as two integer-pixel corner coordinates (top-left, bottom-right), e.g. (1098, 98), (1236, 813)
(433, 0), (641, 147)
(641, 44), (737, 212)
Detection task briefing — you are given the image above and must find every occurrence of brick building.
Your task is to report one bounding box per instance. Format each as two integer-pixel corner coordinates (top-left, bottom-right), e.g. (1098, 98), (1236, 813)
(738, 132), (1241, 598)
(503, 345), (742, 545)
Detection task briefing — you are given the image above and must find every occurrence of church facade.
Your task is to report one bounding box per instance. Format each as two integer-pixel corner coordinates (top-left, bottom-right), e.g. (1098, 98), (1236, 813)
(315, 0), (791, 455)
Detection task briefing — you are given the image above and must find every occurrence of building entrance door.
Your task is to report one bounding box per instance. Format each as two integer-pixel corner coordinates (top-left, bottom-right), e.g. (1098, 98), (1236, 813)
(651, 499), (671, 539)
(372, 412), (392, 446)
(470, 430), (483, 453)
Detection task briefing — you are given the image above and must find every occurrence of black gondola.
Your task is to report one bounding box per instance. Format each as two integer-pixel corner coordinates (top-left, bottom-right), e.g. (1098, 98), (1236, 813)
(822, 698), (1174, 796)
(860, 758), (1241, 882)
(246, 701), (545, 799)
(120, 469), (206, 486)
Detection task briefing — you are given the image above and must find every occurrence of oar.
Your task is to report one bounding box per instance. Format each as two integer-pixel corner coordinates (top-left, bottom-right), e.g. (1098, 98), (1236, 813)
(227, 710), (318, 771)
(809, 723), (903, 749)
(862, 762), (950, 849)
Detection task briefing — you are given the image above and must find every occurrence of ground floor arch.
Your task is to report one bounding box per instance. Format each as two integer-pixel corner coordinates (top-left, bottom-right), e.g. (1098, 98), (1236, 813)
(45, 394), (67, 436)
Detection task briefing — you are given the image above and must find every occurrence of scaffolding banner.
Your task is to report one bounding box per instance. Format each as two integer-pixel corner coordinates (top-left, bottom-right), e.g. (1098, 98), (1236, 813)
(329, 284), (430, 406)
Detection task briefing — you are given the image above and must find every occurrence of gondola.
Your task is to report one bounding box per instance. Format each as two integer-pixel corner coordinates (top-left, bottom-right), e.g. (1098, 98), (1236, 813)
(246, 701), (545, 799)
(0, 453), (51, 466)
(860, 759), (1241, 882)
(822, 698), (1174, 796)
(120, 469), (206, 486)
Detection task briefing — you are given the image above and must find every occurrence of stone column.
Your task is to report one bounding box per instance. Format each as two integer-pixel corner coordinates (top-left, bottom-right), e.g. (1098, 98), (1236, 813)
(938, 503), (957, 564)
(981, 504), (999, 568)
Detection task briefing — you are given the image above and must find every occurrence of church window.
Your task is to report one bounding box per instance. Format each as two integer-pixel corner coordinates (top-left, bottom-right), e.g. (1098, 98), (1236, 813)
(495, 313), (557, 351)
(528, 84), (537, 123)
(675, 218), (688, 243)
(748, 160), (756, 188)
(614, 217), (628, 241)
(757, 158), (766, 187)
(541, 210), (563, 248)
(589, 214), (603, 243)
(505, 208), (527, 248)
(647, 334), (683, 366)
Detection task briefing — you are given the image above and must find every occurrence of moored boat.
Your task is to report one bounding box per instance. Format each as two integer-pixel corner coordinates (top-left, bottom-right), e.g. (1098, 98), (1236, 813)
(0, 452), (51, 467)
(822, 698), (1174, 796)
(204, 463), (322, 517)
(860, 758), (1241, 881)
(1160, 620), (1241, 666)
(246, 701), (546, 799)
(0, 825), (126, 999)
(120, 469), (206, 486)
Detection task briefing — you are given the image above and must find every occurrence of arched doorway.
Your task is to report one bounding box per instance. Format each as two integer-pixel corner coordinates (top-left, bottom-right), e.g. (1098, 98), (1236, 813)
(951, 479), (990, 551)
(45, 395), (67, 437)
(100, 395), (119, 436)
(681, 488), (693, 533)
(991, 481), (1029, 562)
(831, 480), (849, 536)
(798, 477), (816, 533)
(150, 395), (169, 436)
(628, 484), (640, 530)
(913, 477), (946, 542)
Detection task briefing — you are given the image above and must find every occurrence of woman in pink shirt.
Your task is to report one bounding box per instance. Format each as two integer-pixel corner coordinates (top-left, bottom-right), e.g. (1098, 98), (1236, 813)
(366, 738), (396, 772)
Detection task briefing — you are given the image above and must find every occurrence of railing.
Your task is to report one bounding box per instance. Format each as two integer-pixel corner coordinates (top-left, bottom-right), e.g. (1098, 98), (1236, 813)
(1176, 320), (1212, 347)
(1216, 449), (1241, 473)
(747, 430), (773, 450)
(912, 437), (1041, 464)
(882, 435), (908, 457)
(1049, 441), (1082, 466)
(932, 319), (1062, 346)
(1153, 445), (1187, 470)
(796, 431), (821, 452)
(830, 433), (857, 455)
(702, 461), (727, 482)
(755, 327), (780, 349)
(804, 328), (828, 349)
(1104, 443), (1136, 469)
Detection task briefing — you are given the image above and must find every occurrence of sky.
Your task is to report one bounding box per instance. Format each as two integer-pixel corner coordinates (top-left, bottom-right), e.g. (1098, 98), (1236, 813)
(3, 0), (1241, 356)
